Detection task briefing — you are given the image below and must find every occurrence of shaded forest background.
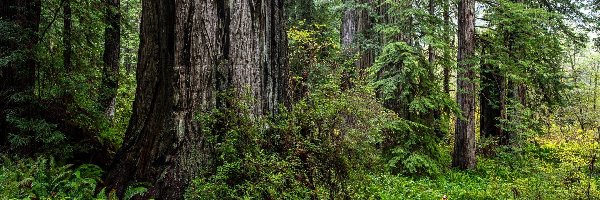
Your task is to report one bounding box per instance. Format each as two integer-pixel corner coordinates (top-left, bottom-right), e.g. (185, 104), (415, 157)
(1, 0), (600, 199)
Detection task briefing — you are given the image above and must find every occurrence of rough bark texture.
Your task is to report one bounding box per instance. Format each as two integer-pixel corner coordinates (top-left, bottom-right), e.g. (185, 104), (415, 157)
(357, 0), (374, 73)
(341, 0), (356, 91)
(100, 0), (121, 121)
(341, 0), (373, 89)
(105, 0), (289, 198)
(0, 0), (41, 146)
(341, 0), (357, 53)
(453, 0), (476, 170)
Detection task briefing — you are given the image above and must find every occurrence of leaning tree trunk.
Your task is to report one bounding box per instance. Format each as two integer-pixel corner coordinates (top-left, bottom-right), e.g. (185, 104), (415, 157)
(105, 0), (289, 198)
(0, 0), (41, 146)
(99, 0), (121, 122)
(453, 0), (476, 170)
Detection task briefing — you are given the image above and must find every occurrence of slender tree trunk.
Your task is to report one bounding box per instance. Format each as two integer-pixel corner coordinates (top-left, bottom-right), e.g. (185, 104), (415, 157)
(357, 0), (374, 73)
(63, 0), (72, 71)
(594, 64), (598, 112)
(105, 0), (289, 198)
(0, 0), (41, 146)
(100, 0), (121, 122)
(124, 47), (133, 74)
(428, 0), (444, 138)
(443, 0), (451, 94)
(453, 0), (476, 169)
(341, 0), (357, 90)
(341, 0), (373, 89)
(480, 40), (503, 141)
(428, 0), (435, 65)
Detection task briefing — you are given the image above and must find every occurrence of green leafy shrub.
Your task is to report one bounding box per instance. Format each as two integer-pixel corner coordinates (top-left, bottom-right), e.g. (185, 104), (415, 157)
(186, 83), (391, 199)
(367, 132), (600, 200)
(371, 41), (456, 177)
(0, 156), (104, 199)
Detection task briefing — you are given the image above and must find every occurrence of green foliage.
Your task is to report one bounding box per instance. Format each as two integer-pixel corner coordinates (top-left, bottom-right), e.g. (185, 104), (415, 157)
(366, 131), (600, 199)
(101, 69), (136, 147)
(6, 112), (71, 157)
(0, 156), (104, 199)
(381, 118), (450, 177)
(367, 0), (457, 177)
(187, 83), (391, 199)
(371, 41), (455, 177)
(122, 183), (149, 200)
(481, 0), (570, 107)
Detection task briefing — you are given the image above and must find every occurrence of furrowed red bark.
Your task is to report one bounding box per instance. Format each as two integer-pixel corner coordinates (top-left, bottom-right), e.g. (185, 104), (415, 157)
(453, 0), (476, 170)
(105, 0), (289, 198)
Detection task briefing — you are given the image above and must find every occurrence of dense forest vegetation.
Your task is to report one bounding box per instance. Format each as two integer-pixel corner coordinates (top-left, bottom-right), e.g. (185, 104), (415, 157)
(1, 0), (600, 199)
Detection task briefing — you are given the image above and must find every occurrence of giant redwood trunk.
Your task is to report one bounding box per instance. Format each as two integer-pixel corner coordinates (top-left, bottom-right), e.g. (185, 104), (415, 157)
(0, 0), (41, 146)
(453, 0), (476, 169)
(341, 0), (373, 89)
(341, 0), (357, 53)
(105, 0), (289, 198)
(357, 0), (374, 73)
(99, 0), (121, 121)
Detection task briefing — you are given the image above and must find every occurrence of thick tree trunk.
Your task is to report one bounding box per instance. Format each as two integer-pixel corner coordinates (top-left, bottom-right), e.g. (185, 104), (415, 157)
(341, 0), (357, 53)
(341, 0), (357, 90)
(100, 0), (121, 122)
(341, 0), (373, 89)
(63, 0), (72, 71)
(453, 0), (476, 169)
(0, 0), (41, 146)
(357, 0), (374, 73)
(428, 0), (444, 138)
(105, 0), (289, 198)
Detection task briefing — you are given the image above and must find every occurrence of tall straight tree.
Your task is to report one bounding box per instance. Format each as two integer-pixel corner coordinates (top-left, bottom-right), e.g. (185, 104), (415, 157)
(442, 0), (452, 94)
(341, 0), (374, 89)
(342, 0), (357, 53)
(105, 0), (289, 198)
(479, 37), (504, 142)
(99, 0), (121, 121)
(0, 0), (41, 146)
(453, 0), (476, 169)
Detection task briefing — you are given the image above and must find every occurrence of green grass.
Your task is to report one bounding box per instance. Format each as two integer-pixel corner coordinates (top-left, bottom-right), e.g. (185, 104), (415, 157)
(366, 130), (600, 200)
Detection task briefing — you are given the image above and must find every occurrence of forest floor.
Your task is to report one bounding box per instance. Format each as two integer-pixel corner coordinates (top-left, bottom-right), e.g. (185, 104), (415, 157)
(369, 127), (600, 199)
(1, 126), (598, 199)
